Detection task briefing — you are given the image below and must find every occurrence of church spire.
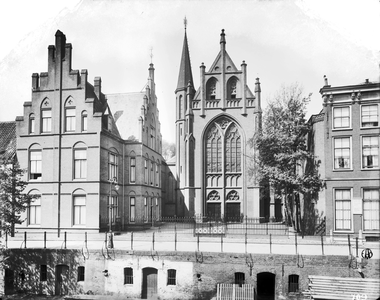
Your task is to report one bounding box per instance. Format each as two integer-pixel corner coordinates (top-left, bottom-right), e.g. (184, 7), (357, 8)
(176, 17), (194, 92)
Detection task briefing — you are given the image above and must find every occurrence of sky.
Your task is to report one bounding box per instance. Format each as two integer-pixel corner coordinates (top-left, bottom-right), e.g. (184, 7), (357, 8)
(0, 0), (379, 143)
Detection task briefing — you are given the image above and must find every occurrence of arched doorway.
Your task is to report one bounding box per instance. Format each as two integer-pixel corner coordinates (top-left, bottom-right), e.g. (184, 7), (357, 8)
(55, 264), (69, 295)
(257, 272), (275, 300)
(142, 267), (158, 299)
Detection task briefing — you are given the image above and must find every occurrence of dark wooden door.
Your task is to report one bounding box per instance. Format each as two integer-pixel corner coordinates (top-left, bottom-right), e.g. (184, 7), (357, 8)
(226, 203), (241, 222)
(206, 203), (221, 221)
(55, 264), (69, 295)
(142, 267), (158, 299)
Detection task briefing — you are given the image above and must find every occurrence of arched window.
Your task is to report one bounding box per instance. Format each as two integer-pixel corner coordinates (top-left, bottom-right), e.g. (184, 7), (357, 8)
(156, 159), (160, 187)
(206, 78), (217, 100)
(150, 158), (154, 186)
(108, 149), (118, 181)
(179, 95), (183, 119)
(130, 152), (136, 183)
(227, 190), (239, 200)
(29, 113), (35, 134)
(29, 144), (42, 180)
(28, 190), (41, 225)
(144, 155), (149, 184)
(288, 274), (299, 293)
(65, 97), (76, 132)
(225, 124), (241, 173)
(40, 98), (52, 133)
(73, 189), (86, 226)
(144, 194), (149, 222)
(206, 125), (222, 173)
(124, 267), (133, 284)
(81, 111), (88, 132)
(73, 142), (87, 179)
(228, 77), (238, 99)
(130, 195), (135, 222)
(208, 190), (220, 201)
(167, 269), (176, 285)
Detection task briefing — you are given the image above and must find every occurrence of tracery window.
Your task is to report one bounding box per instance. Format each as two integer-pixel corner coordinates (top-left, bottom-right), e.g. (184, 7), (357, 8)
(206, 125), (222, 173)
(208, 190), (220, 201)
(225, 124), (241, 172)
(227, 190), (239, 200)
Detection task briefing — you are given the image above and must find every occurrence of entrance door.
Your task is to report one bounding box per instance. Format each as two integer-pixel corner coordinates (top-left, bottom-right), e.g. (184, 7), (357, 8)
(206, 203), (221, 221)
(55, 264), (69, 295)
(142, 267), (158, 299)
(257, 272), (275, 300)
(226, 203), (241, 222)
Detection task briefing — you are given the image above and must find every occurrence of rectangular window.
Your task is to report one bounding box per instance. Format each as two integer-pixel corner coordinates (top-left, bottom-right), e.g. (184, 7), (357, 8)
(130, 157), (136, 183)
(65, 108), (76, 132)
(363, 189), (380, 231)
(77, 266), (85, 282)
(73, 196), (86, 225)
(333, 106), (350, 129)
(335, 189), (351, 230)
(108, 196), (118, 223)
(74, 149), (87, 179)
(40, 265), (47, 281)
(108, 153), (118, 180)
(30, 150), (42, 180)
(362, 136), (379, 169)
(288, 274), (299, 293)
(130, 197), (135, 222)
(124, 267), (133, 284)
(362, 105), (379, 127)
(41, 109), (52, 133)
(334, 137), (351, 169)
(234, 272), (245, 287)
(150, 161), (154, 185)
(29, 197), (41, 225)
(156, 198), (159, 220)
(167, 269), (176, 285)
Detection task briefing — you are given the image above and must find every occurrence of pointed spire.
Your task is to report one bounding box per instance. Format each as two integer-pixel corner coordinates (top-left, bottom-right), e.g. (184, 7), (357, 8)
(220, 29), (226, 45)
(176, 18), (194, 92)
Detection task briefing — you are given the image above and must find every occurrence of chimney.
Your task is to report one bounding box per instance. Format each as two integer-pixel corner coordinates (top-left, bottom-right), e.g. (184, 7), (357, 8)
(32, 73), (39, 90)
(324, 75), (329, 86)
(63, 43), (73, 71)
(80, 69), (88, 89)
(48, 45), (56, 74)
(94, 77), (101, 99)
(55, 30), (66, 61)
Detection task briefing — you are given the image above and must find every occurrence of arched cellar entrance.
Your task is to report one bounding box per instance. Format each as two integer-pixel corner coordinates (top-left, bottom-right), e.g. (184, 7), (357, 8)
(141, 267), (158, 299)
(257, 272), (275, 300)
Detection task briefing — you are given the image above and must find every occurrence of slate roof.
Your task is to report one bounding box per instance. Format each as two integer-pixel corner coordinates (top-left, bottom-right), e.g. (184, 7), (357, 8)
(106, 92), (145, 141)
(176, 30), (194, 92)
(0, 121), (16, 163)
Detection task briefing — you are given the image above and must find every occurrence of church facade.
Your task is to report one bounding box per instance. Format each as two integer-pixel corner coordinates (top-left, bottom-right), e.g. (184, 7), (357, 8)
(170, 29), (262, 220)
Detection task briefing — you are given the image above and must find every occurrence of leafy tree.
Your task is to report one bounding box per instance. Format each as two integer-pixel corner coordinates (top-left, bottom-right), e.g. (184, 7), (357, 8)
(254, 84), (324, 234)
(0, 158), (38, 237)
(162, 140), (176, 160)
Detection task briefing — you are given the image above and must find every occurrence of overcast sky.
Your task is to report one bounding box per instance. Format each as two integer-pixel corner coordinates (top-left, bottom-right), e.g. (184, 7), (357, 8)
(0, 0), (379, 143)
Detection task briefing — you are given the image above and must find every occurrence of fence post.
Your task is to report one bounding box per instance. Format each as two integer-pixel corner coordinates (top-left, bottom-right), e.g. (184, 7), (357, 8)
(245, 216), (248, 235)
(64, 231), (67, 249)
(221, 234), (223, 253)
(197, 234), (200, 252)
(321, 234), (324, 256)
(355, 237), (358, 257)
(245, 233), (247, 253)
(24, 231), (27, 249)
(175, 231), (177, 251)
(152, 232), (155, 251)
(85, 232), (87, 249)
(5, 231), (8, 249)
(295, 233), (298, 254)
(348, 234), (351, 256)
(266, 222), (268, 235)
(232, 284), (236, 300)
(131, 232), (134, 251)
(269, 234), (272, 254)
(44, 231), (46, 249)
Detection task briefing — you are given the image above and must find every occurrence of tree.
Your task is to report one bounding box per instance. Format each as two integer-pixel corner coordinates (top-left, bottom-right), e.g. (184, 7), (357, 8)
(0, 158), (38, 237)
(254, 84), (324, 234)
(162, 140), (176, 161)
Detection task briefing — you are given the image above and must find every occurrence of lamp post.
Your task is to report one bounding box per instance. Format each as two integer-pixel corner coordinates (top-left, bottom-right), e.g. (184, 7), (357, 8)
(108, 177), (119, 248)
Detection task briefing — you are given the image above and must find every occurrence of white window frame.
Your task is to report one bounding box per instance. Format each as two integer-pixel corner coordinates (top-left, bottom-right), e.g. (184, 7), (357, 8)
(29, 196), (41, 225)
(81, 111), (88, 132)
(130, 197), (135, 222)
(29, 149), (42, 181)
(73, 195), (86, 226)
(333, 137), (352, 170)
(108, 152), (118, 181)
(74, 148), (87, 179)
(332, 106), (351, 130)
(65, 107), (76, 132)
(108, 196), (118, 224)
(130, 157), (136, 183)
(360, 104), (379, 128)
(29, 114), (35, 134)
(361, 135), (379, 169)
(334, 188), (352, 231)
(41, 109), (52, 133)
(363, 189), (380, 231)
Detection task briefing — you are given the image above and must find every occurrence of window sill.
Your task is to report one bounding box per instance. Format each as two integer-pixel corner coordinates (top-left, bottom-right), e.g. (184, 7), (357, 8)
(333, 169), (353, 172)
(360, 125), (379, 129)
(333, 230), (354, 234)
(332, 128), (352, 131)
(361, 167), (380, 171)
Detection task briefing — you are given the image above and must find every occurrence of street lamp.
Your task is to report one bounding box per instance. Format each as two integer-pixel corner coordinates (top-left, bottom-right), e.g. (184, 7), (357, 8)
(108, 177), (119, 248)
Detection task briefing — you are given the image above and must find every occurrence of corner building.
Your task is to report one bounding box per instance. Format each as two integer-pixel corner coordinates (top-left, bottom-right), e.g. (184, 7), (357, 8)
(15, 31), (164, 233)
(172, 29), (262, 219)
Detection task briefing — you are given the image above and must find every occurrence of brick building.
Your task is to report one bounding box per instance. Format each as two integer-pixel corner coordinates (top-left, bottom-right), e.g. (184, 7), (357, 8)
(14, 30), (164, 233)
(318, 77), (380, 240)
(169, 28), (263, 220)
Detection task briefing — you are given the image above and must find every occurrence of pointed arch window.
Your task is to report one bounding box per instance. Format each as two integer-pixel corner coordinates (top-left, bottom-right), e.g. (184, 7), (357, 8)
(206, 125), (222, 173)
(225, 124), (241, 172)
(228, 78), (237, 99)
(29, 114), (35, 134)
(41, 98), (52, 133)
(227, 190), (239, 200)
(207, 78), (217, 100)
